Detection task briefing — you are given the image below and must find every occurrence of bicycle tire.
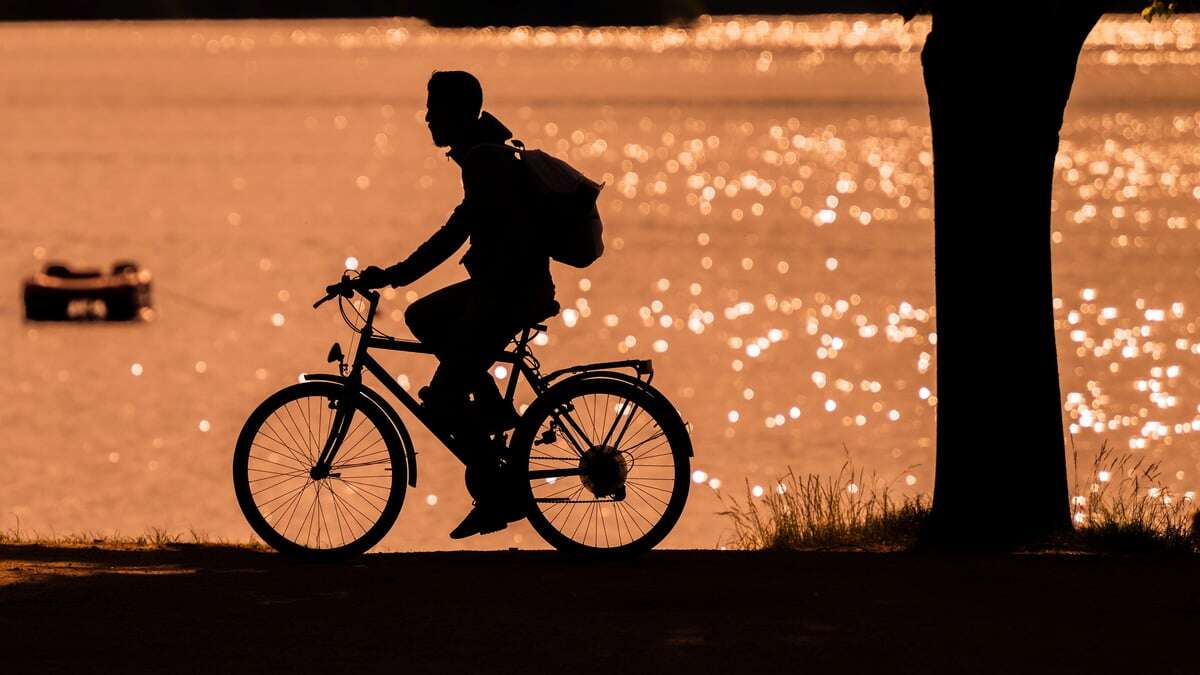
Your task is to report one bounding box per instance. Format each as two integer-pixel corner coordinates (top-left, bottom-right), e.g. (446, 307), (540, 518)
(512, 375), (690, 556)
(233, 381), (406, 560)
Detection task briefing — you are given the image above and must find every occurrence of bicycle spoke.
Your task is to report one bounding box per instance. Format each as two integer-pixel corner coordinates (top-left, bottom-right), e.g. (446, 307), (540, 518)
(618, 421), (661, 455)
(333, 434), (385, 468)
(248, 466), (308, 480)
(548, 485), (587, 527)
(628, 481), (669, 508)
(299, 398), (318, 461)
(270, 414), (317, 469)
(599, 503), (610, 547)
(613, 501), (640, 541)
(299, 486), (319, 547)
(631, 450), (674, 460)
(331, 456), (391, 470)
(274, 478), (314, 533)
(581, 394), (597, 443)
(282, 403), (316, 464)
(618, 500), (653, 533)
(626, 434), (668, 459)
(251, 472), (308, 497)
(602, 396), (639, 448)
(259, 478), (312, 513)
(317, 482), (334, 549)
(330, 487), (373, 534)
(332, 481), (387, 520)
(326, 483), (349, 546)
(599, 395), (611, 448)
(262, 418), (313, 469)
(248, 450), (309, 472)
(334, 477), (391, 505)
(625, 479), (674, 494)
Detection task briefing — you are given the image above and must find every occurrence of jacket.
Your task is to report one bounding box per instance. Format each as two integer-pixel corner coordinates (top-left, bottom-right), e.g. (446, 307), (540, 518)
(386, 111), (556, 310)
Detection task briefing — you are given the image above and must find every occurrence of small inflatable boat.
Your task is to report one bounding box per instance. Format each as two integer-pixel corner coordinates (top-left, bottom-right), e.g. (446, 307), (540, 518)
(23, 261), (153, 321)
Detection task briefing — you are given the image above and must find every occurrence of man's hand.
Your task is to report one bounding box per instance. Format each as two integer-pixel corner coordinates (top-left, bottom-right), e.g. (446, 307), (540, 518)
(358, 265), (393, 289)
(357, 264), (400, 288)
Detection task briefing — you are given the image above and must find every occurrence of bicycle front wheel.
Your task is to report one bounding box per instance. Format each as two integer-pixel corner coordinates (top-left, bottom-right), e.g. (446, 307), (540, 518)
(512, 375), (691, 555)
(233, 381), (406, 560)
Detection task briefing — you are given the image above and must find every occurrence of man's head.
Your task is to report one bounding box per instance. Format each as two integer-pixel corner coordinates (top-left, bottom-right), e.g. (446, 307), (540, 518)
(425, 70), (483, 148)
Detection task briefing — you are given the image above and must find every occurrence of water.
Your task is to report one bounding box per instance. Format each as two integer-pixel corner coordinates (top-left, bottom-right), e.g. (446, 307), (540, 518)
(2, 15), (1199, 549)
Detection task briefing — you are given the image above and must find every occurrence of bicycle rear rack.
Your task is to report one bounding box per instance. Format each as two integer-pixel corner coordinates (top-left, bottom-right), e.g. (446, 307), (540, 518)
(541, 359), (653, 386)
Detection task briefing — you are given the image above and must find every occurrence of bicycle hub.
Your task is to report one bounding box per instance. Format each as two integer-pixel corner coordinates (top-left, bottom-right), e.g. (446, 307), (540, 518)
(579, 445), (629, 499)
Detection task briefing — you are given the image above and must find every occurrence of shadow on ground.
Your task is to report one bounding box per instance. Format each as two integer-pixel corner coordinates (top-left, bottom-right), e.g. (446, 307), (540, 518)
(1, 544), (1196, 674)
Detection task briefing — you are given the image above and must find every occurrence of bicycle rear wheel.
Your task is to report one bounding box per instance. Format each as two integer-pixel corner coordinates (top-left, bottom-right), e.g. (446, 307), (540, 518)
(233, 381), (406, 560)
(512, 375), (691, 555)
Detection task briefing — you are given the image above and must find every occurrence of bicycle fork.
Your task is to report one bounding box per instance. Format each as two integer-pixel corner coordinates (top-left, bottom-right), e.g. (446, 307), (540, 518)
(312, 296), (378, 478)
(310, 369), (365, 479)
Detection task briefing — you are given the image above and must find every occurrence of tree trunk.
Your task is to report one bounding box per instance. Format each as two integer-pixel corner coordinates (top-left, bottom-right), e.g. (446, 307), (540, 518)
(922, 4), (1104, 547)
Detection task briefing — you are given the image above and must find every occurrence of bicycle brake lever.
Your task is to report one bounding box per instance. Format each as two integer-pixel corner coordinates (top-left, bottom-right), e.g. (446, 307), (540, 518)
(313, 292), (335, 309)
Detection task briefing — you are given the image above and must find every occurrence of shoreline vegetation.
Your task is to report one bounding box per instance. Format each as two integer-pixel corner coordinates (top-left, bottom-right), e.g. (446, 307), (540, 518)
(6, 442), (1197, 555)
(719, 443), (1200, 555)
(0, 526), (266, 550)
(0, 1), (1173, 25)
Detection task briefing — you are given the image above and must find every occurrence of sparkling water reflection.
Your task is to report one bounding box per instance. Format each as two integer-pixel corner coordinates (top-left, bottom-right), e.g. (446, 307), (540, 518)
(2, 15), (1199, 549)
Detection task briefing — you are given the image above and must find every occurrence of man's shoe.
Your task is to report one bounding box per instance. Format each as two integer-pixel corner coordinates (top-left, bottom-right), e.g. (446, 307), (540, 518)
(448, 505), (508, 540)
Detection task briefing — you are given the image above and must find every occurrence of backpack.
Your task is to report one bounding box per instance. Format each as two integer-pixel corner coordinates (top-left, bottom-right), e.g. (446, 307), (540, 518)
(504, 140), (605, 268)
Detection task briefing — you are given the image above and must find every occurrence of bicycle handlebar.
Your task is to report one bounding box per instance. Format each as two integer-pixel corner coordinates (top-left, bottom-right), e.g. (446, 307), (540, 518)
(312, 292), (337, 309)
(313, 273), (359, 309)
(313, 272), (386, 309)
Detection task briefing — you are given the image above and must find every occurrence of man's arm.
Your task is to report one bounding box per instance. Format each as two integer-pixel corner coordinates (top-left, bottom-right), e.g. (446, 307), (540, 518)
(376, 206), (471, 287)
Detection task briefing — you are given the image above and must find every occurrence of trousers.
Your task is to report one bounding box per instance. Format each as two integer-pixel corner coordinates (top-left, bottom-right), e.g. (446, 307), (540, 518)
(404, 279), (553, 425)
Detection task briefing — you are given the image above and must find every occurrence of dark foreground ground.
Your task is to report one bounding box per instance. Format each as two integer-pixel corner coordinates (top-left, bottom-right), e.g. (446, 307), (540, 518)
(1, 544), (1197, 674)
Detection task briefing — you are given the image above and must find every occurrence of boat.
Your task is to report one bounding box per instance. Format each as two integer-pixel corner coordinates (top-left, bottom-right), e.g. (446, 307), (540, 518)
(23, 261), (153, 321)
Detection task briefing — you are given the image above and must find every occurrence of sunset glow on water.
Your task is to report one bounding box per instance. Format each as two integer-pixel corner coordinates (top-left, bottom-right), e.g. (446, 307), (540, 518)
(2, 15), (1199, 549)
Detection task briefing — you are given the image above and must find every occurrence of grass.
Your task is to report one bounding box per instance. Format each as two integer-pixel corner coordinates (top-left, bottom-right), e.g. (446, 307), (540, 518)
(721, 443), (1199, 554)
(0, 522), (266, 551)
(718, 463), (930, 551)
(1069, 441), (1198, 554)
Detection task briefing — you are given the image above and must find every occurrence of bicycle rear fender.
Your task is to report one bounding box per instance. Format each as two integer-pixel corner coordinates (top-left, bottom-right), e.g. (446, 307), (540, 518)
(301, 373), (419, 487)
(541, 370), (694, 457)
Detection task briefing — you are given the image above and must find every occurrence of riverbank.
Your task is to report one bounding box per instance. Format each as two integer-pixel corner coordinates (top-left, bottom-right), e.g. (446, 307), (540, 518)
(1, 543), (1196, 673)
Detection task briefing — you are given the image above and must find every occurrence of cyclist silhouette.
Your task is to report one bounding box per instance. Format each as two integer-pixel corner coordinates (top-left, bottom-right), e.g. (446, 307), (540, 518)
(359, 71), (560, 538)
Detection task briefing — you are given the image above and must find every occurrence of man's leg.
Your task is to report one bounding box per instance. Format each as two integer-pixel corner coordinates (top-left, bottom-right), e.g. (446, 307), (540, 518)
(405, 281), (520, 445)
(431, 304), (521, 438)
(403, 281), (477, 426)
(407, 282), (540, 537)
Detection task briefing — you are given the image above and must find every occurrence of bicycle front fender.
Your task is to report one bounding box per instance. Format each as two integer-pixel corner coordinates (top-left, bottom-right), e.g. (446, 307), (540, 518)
(301, 373), (418, 487)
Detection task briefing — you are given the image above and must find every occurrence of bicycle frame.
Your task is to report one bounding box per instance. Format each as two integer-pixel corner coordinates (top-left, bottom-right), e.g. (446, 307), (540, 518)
(309, 289), (657, 480)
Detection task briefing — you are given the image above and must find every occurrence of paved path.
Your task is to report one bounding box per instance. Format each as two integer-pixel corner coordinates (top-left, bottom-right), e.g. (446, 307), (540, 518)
(1, 544), (1196, 673)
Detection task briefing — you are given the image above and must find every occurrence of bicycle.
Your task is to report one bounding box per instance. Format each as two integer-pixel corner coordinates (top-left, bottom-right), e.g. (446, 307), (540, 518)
(233, 273), (693, 559)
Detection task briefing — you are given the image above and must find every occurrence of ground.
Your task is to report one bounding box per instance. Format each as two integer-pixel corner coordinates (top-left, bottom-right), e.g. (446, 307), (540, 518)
(1, 544), (1196, 673)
